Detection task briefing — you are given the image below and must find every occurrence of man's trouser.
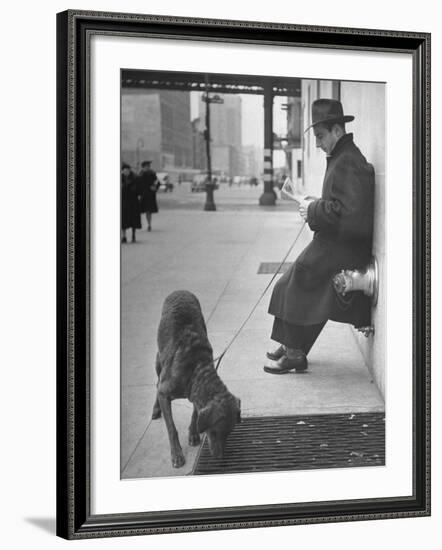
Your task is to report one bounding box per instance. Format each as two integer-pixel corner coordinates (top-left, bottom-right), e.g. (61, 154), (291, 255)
(271, 317), (326, 356)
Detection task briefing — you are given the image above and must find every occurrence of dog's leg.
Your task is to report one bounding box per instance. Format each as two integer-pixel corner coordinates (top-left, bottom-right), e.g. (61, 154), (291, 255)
(158, 392), (185, 468)
(188, 404), (201, 446)
(151, 353), (162, 419)
(152, 393), (161, 420)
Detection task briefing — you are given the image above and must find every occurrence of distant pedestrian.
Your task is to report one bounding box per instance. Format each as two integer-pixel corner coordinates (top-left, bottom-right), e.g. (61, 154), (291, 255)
(121, 163), (141, 243)
(136, 160), (160, 231)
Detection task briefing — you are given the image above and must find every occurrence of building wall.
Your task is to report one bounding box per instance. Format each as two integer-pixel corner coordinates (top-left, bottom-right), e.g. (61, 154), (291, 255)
(121, 89), (162, 170)
(301, 80), (339, 197)
(301, 80), (386, 398)
(204, 94), (242, 146)
(191, 117), (207, 170)
(290, 148), (303, 187)
(121, 88), (193, 171)
(212, 146), (231, 173)
(340, 82), (386, 397)
(160, 90), (193, 168)
(286, 96), (302, 148)
(285, 97), (302, 187)
(243, 145), (263, 178)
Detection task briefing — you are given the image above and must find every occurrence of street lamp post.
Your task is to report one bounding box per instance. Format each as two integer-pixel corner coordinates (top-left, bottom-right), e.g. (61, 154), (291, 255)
(259, 82), (276, 206)
(202, 81), (224, 211)
(136, 138), (144, 171)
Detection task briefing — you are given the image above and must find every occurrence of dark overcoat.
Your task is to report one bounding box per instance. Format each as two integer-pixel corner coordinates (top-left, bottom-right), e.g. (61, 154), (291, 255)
(137, 169), (159, 213)
(121, 171), (141, 230)
(268, 133), (375, 327)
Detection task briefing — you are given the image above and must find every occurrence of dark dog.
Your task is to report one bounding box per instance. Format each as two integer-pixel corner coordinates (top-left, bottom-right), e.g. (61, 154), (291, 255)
(152, 290), (241, 468)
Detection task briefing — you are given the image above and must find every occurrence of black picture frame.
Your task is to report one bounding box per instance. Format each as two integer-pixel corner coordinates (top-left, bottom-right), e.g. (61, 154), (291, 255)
(56, 9), (431, 540)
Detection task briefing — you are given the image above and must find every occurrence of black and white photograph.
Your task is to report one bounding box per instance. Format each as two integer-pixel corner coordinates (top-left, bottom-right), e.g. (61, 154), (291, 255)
(2, 0), (439, 546)
(54, 8), (431, 541)
(120, 70), (386, 480)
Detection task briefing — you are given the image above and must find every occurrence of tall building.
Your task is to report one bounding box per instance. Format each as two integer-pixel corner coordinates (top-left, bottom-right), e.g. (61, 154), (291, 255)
(191, 117), (207, 171)
(121, 88), (193, 171)
(242, 145), (264, 178)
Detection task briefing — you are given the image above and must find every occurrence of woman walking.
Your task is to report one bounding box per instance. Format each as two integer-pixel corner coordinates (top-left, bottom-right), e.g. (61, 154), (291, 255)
(136, 160), (160, 231)
(121, 163), (141, 243)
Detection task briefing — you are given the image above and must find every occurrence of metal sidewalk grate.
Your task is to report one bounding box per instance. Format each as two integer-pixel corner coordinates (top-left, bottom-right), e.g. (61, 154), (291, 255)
(192, 412), (385, 475)
(257, 262), (293, 274)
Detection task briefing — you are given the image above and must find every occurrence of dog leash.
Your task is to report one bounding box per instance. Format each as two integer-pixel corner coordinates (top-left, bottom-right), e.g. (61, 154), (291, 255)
(214, 220), (307, 371)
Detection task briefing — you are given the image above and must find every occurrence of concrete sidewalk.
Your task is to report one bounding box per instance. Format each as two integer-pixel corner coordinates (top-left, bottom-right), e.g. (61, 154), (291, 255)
(121, 185), (384, 479)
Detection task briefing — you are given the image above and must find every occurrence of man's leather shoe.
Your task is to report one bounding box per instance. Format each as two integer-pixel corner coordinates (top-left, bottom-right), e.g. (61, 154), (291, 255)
(266, 344), (286, 361)
(263, 349), (307, 374)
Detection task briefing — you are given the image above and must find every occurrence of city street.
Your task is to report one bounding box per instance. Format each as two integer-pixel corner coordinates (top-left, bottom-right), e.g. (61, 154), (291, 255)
(153, 179), (294, 211)
(121, 183), (384, 479)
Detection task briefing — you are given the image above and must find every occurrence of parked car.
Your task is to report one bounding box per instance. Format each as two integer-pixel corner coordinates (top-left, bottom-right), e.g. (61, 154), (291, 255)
(156, 172), (174, 192)
(191, 173), (219, 192)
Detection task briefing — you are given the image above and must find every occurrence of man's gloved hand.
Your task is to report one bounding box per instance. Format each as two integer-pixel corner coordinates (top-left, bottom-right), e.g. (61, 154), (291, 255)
(298, 198), (314, 221)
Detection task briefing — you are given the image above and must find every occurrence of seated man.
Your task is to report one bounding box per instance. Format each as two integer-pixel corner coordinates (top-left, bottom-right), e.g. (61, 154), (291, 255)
(265, 98), (375, 374)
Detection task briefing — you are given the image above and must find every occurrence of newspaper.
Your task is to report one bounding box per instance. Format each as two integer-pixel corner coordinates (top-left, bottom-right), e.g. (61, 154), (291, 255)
(280, 177), (307, 204)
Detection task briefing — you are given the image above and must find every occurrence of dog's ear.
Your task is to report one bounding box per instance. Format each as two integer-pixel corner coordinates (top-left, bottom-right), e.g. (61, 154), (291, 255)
(197, 404), (214, 433)
(236, 397), (242, 423)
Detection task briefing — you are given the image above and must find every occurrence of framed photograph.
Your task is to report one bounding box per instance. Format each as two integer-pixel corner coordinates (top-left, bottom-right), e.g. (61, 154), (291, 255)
(56, 10), (430, 539)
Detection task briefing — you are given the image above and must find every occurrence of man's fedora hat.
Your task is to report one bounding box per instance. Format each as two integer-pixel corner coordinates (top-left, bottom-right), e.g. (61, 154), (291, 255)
(305, 99), (354, 132)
